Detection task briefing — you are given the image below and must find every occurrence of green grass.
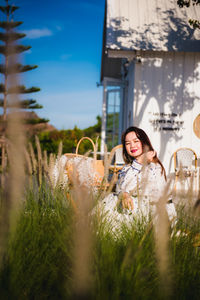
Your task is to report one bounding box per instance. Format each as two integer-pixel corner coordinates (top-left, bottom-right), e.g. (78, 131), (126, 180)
(0, 182), (200, 299)
(0, 183), (74, 300)
(92, 221), (159, 299)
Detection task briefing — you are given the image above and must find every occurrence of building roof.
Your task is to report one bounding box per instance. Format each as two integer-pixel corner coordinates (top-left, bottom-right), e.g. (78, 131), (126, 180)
(105, 0), (200, 52)
(101, 0), (200, 81)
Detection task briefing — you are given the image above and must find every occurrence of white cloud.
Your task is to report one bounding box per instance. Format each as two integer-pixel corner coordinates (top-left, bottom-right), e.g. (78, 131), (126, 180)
(23, 28), (53, 39)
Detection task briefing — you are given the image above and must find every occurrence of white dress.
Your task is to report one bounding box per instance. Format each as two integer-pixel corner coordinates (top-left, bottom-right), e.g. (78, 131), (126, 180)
(98, 159), (176, 231)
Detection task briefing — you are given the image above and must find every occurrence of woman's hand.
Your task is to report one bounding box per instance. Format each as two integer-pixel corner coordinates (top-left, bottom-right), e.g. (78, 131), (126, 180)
(121, 192), (134, 210)
(146, 150), (156, 162)
(140, 150), (156, 164)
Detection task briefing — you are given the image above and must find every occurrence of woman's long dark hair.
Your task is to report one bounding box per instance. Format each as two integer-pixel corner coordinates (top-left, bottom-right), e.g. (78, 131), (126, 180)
(121, 126), (166, 178)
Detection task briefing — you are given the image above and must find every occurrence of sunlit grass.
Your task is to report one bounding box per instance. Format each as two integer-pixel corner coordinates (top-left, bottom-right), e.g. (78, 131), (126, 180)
(0, 144), (200, 299)
(0, 183), (74, 300)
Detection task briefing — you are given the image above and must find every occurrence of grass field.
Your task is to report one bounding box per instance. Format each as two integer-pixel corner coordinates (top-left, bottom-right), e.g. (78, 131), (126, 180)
(0, 173), (200, 300)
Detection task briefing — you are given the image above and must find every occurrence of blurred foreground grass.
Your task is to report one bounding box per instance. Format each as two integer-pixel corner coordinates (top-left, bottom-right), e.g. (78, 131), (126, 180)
(0, 177), (200, 300)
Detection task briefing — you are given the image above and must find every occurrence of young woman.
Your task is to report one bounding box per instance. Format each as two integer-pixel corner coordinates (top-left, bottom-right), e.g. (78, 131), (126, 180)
(100, 126), (176, 228)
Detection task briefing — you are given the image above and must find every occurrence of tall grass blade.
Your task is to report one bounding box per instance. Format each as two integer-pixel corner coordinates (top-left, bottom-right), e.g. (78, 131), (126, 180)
(28, 141), (37, 174)
(70, 173), (93, 297)
(35, 135), (42, 186)
(0, 54), (26, 266)
(154, 182), (172, 298)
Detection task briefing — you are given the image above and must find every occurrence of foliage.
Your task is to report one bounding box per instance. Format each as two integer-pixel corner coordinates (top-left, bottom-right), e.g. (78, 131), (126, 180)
(33, 115), (102, 154)
(0, 0), (47, 124)
(177, 0), (200, 29)
(0, 99), (43, 109)
(24, 117), (49, 125)
(106, 112), (120, 151)
(177, 0), (200, 7)
(84, 115), (101, 137)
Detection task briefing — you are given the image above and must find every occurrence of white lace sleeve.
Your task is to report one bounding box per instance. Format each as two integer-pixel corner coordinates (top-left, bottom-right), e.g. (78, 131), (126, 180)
(144, 163), (166, 201)
(116, 161), (142, 194)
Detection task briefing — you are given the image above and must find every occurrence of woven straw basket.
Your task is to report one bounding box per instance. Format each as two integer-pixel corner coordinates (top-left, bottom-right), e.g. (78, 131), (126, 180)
(64, 137), (104, 187)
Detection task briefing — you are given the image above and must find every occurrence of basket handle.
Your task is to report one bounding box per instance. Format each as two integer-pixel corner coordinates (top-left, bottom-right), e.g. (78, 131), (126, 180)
(76, 137), (97, 160)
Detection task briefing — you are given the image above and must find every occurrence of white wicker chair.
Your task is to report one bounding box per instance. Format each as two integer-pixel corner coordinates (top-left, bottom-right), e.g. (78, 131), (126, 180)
(109, 144), (125, 174)
(173, 147), (198, 191)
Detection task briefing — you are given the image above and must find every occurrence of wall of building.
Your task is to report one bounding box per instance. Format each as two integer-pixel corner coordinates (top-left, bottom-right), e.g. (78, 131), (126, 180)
(124, 60), (135, 129)
(126, 51), (200, 174)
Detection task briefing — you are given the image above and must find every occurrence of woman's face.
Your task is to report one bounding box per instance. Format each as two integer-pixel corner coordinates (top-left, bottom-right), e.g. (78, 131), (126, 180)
(125, 131), (143, 161)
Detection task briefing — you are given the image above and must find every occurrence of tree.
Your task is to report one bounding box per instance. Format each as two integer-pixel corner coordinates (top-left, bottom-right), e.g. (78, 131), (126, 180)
(0, 0), (48, 171)
(35, 116), (102, 155)
(177, 0), (200, 29)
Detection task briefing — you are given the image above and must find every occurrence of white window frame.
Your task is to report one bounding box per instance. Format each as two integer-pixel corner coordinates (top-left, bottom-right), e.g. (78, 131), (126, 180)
(101, 77), (124, 154)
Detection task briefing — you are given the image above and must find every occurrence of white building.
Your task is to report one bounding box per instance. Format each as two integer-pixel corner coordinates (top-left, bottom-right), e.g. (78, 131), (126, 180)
(100, 0), (200, 174)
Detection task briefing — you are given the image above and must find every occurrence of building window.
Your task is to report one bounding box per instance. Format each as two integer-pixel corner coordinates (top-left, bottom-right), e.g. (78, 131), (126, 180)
(101, 79), (124, 155)
(106, 87), (122, 150)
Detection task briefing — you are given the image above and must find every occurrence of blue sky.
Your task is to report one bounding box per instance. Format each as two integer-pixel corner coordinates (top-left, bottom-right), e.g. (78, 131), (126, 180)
(1, 0), (105, 129)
